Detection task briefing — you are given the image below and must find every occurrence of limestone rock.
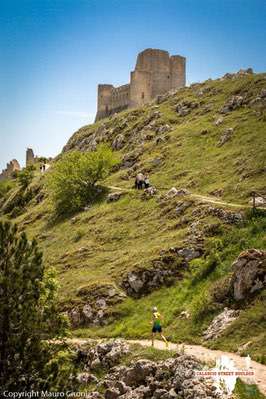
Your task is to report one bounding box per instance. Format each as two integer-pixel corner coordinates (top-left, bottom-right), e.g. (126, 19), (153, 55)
(179, 310), (190, 319)
(73, 340), (220, 399)
(214, 117), (223, 126)
(203, 308), (240, 340)
(165, 187), (190, 199)
(206, 206), (243, 224)
(217, 127), (234, 146)
(122, 247), (201, 297)
(143, 186), (157, 198)
(220, 96), (244, 114)
(107, 192), (123, 202)
(68, 284), (125, 328)
(230, 249), (266, 300)
(112, 134), (125, 150)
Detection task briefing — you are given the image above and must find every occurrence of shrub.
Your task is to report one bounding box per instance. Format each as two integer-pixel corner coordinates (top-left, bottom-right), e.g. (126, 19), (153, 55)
(0, 179), (14, 199)
(18, 165), (35, 189)
(46, 145), (119, 216)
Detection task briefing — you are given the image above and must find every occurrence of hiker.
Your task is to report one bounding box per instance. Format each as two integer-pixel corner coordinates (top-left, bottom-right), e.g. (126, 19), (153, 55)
(151, 306), (168, 348)
(144, 174), (150, 189)
(135, 173), (145, 189)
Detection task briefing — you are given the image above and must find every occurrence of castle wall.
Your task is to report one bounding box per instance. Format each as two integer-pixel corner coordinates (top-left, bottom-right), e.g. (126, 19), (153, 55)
(95, 48), (186, 121)
(170, 55), (186, 89)
(0, 159), (20, 181)
(129, 70), (152, 108)
(95, 84), (130, 121)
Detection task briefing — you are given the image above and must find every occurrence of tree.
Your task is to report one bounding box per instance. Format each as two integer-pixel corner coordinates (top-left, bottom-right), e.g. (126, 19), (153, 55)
(46, 144), (119, 215)
(0, 221), (71, 391)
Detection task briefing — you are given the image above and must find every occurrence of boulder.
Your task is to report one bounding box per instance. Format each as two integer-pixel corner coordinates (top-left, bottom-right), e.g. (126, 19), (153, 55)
(230, 249), (266, 300)
(165, 187), (190, 199)
(107, 192), (123, 203)
(206, 206), (243, 224)
(214, 117), (223, 126)
(217, 127), (234, 146)
(143, 186), (157, 198)
(105, 388), (120, 399)
(203, 308), (240, 340)
(112, 134), (125, 150)
(220, 96), (244, 114)
(72, 340), (220, 399)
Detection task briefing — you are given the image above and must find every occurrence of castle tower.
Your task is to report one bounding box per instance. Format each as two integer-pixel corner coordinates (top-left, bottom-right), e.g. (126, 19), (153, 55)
(95, 84), (114, 121)
(95, 48), (186, 121)
(170, 55), (186, 89)
(26, 148), (35, 166)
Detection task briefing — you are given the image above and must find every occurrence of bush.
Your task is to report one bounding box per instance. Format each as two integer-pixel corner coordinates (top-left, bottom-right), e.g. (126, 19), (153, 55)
(18, 165), (35, 189)
(46, 145), (119, 216)
(0, 179), (14, 199)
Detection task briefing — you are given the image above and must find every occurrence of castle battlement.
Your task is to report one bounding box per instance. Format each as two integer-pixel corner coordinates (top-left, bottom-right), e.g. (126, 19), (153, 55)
(95, 48), (186, 121)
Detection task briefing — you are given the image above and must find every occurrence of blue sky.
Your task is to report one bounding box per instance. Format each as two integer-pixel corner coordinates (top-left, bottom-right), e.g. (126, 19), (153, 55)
(0, 0), (265, 170)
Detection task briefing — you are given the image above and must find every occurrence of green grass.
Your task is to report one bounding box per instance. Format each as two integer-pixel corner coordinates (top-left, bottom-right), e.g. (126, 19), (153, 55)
(234, 379), (266, 399)
(1, 72), (266, 366)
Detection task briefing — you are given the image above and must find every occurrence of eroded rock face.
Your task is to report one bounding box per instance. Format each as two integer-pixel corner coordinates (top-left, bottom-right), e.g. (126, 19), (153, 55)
(217, 128), (234, 146)
(219, 95), (245, 114)
(203, 308), (240, 340)
(121, 247), (202, 297)
(68, 284), (126, 328)
(230, 249), (266, 301)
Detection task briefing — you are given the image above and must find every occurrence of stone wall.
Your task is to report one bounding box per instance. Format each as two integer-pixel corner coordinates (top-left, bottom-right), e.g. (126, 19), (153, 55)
(95, 48), (186, 121)
(0, 159), (20, 181)
(26, 148), (35, 166)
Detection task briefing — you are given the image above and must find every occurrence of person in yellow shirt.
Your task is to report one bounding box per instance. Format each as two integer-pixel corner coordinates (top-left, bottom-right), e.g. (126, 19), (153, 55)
(151, 306), (168, 348)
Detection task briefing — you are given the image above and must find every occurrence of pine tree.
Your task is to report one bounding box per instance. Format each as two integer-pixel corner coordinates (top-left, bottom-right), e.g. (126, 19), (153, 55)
(0, 221), (71, 391)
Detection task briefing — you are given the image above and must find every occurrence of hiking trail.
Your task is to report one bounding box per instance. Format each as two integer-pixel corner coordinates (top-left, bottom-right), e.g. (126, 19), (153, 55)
(107, 185), (264, 209)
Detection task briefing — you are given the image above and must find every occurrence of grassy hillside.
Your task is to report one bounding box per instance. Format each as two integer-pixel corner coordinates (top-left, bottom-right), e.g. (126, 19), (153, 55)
(1, 70), (265, 365)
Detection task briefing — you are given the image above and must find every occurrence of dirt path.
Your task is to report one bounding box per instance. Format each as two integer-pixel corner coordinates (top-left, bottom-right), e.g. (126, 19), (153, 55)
(108, 184), (259, 209)
(68, 337), (266, 394)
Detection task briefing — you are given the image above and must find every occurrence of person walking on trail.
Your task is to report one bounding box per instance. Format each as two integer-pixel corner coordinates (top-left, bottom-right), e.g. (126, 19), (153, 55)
(151, 306), (168, 348)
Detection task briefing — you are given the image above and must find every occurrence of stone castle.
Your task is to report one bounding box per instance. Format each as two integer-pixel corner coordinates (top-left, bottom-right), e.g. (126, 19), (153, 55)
(0, 159), (21, 181)
(95, 48), (186, 121)
(0, 148), (46, 181)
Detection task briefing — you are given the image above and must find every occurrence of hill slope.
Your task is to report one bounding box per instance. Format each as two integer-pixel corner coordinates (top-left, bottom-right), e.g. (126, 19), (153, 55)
(1, 69), (266, 365)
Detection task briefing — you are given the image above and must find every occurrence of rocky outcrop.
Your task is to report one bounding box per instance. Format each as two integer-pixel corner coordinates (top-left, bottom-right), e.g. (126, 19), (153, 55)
(230, 249), (266, 301)
(175, 100), (199, 116)
(219, 95), (245, 114)
(107, 192), (124, 202)
(68, 284), (126, 328)
(165, 187), (190, 199)
(74, 340), (220, 399)
(203, 308), (240, 340)
(121, 247), (202, 297)
(202, 206), (243, 224)
(217, 128), (234, 146)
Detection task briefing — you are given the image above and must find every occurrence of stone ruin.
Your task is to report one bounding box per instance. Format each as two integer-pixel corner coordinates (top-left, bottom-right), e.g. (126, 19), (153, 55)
(26, 147), (38, 166)
(0, 159), (20, 181)
(95, 48), (186, 121)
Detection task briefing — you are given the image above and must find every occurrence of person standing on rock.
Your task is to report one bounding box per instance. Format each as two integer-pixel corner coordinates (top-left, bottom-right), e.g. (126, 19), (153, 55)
(151, 306), (168, 348)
